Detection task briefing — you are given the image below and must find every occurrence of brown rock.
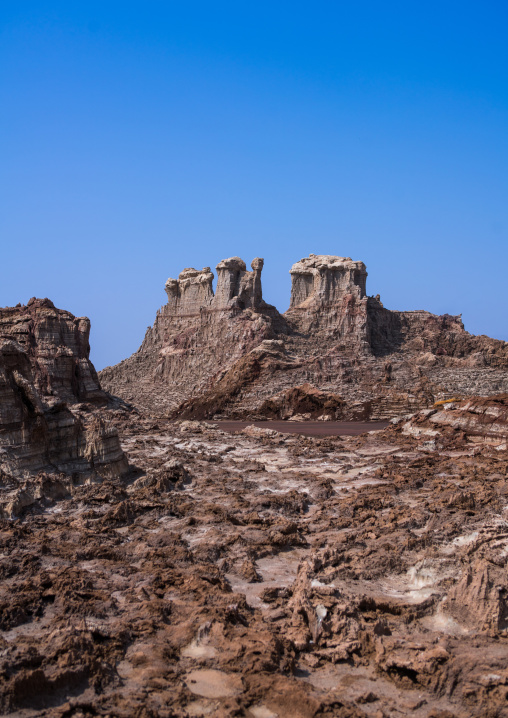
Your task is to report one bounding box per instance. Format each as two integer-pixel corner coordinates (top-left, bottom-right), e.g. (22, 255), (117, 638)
(99, 254), (508, 420)
(0, 301), (128, 495)
(0, 297), (105, 403)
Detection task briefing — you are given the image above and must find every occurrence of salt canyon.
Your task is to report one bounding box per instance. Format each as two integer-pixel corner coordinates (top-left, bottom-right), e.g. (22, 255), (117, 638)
(0, 256), (507, 718)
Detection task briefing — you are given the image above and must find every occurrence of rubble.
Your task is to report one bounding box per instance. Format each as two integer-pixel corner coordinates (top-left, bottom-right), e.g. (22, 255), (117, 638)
(0, 400), (507, 716)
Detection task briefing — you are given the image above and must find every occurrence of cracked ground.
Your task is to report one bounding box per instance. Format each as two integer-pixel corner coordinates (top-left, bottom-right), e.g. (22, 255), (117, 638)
(0, 415), (507, 718)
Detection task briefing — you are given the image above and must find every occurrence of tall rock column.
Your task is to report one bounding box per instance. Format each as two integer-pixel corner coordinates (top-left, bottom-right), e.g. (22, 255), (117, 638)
(164, 267), (214, 315)
(289, 254), (367, 308)
(213, 257), (265, 310)
(286, 254), (370, 348)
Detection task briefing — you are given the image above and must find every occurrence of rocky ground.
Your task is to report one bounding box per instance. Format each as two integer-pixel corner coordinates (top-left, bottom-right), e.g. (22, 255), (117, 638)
(1, 398), (507, 717)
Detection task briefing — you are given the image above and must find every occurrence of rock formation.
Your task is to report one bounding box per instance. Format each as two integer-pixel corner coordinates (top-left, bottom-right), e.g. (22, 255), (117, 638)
(0, 299), (128, 512)
(101, 257), (285, 416)
(285, 255), (370, 346)
(1, 277), (508, 717)
(164, 267), (214, 315)
(163, 257), (266, 316)
(214, 256), (265, 310)
(0, 297), (106, 404)
(100, 254), (508, 419)
(397, 394), (508, 450)
(289, 253), (367, 307)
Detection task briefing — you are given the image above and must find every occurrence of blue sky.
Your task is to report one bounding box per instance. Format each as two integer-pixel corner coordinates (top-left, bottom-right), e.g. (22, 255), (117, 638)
(1, 2), (507, 369)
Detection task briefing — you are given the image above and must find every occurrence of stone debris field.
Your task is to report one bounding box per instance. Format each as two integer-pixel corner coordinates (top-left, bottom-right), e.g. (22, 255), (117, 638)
(1, 402), (508, 717)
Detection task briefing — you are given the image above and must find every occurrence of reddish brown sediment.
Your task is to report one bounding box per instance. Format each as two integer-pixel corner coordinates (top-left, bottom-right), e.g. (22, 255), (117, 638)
(0, 401), (507, 716)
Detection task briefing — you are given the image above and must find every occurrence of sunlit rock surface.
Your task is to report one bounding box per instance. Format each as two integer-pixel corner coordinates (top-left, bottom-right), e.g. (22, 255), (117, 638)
(0, 300), (129, 507)
(100, 254), (508, 418)
(0, 398), (507, 716)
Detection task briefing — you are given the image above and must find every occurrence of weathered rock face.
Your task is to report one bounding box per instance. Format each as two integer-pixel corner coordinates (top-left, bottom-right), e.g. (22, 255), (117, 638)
(289, 254), (367, 308)
(163, 257), (266, 316)
(0, 301), (128, 494)
(100, 253), (508, 419)
(165, 267), (214, 315)
(214, 256), (265, 310)
(398, 394), (508, 450)
(286, 255), (370, 346)
(100, 257), (286, 416)
(0, 297), (104, 403)
(258, 382), (346, 421)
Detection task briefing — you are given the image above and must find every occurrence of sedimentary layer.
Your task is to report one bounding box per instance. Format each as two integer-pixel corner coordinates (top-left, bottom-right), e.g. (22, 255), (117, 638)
(0, 299), (129, 509)
(100, 254), (508, 418)
(0, 297), (105, 403)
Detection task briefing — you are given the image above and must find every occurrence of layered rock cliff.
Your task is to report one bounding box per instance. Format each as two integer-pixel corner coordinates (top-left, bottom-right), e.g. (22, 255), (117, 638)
(0, 300), (128, 511)
(100, 257), (286, 416)
(0, 297), (105, 403)
(100, 254), (508, 419)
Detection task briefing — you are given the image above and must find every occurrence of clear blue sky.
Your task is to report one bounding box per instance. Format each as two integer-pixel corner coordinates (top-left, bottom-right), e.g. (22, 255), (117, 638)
(1, 2), (507, 369)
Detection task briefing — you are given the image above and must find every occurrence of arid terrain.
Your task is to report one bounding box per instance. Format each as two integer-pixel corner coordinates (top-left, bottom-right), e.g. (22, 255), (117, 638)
(1, 403), (508, 717)
(1, 273), (507, 717)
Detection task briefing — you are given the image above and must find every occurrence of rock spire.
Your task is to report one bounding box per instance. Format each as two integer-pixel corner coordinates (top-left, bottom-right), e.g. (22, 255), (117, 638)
(100, 252), (508, 419)
(163, 257), (266, 314)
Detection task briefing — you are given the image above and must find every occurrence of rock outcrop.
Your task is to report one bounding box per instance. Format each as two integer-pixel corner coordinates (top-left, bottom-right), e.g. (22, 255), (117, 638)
(100, 257), (285, 416)
(289, 254), (367, 308)
(214, 256), (265, 310)
(397, 394), (508, 450)
(165, 267), (214, 315)
(100, 254), (508, 419)
(163, 257), (267, 316)
(285, 255), (370, 347)
(0, 297), (105, 403)
(0, 300), (128, 504)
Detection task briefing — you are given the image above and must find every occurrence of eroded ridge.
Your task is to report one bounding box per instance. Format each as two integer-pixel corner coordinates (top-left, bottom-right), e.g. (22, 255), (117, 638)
(99, 254), (508, 419)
